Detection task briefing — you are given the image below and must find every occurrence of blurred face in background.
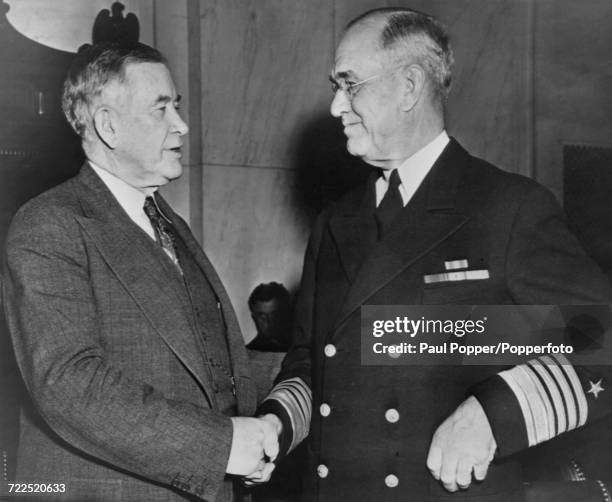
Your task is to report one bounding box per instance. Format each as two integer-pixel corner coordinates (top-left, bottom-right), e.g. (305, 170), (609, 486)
(251, 299), (287, 340)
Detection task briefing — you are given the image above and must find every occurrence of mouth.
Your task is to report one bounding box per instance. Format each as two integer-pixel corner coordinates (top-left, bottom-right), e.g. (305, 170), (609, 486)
(342, 122), (361, 135)
(166, 146), (183, 157)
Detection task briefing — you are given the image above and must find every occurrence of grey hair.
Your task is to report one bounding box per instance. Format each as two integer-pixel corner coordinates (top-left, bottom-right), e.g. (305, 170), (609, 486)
(347, 8), (454, 104)
(61, 42), (165, 138)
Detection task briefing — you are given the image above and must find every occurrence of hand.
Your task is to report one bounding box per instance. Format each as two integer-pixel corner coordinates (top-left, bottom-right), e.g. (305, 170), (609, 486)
(226, 417), (279, 476)
(259, 413), (283, 436)
(426, 396), (496, 492)
(241, 414), (283, 486)
(242, 462), (276, 487)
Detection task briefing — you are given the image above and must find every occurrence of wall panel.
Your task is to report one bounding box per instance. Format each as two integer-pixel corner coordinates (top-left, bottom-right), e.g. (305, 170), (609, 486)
(202, 164), (310, 338)
(199, 0), (334, 168)
(534, 0), (612, 196)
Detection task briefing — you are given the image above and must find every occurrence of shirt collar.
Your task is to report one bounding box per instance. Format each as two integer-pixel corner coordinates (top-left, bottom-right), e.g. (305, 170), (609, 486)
(88, 161), (150, 221)
(386, 130), (449, 181)
(377, 130), (450, 206)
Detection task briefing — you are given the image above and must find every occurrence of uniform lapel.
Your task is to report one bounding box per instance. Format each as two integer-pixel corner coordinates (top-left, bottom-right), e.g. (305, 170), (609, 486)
(328, 172), (378, 283)
(72, 165), (217, 405)
(331, 139), (471, 336)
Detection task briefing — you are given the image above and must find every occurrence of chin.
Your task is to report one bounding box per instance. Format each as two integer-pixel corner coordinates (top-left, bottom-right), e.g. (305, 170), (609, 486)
(163, 162), (184, 181)
(346, 139), (370, 159)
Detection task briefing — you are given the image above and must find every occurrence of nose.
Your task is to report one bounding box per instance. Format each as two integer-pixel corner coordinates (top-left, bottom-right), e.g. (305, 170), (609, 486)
(330, 89), (351, 118)
(169, 107), (189, 136)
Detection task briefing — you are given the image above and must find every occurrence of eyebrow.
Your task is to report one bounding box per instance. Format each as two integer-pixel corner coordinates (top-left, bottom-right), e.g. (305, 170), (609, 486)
(329, 71), (356, 82)
(153, 94), (182, 106)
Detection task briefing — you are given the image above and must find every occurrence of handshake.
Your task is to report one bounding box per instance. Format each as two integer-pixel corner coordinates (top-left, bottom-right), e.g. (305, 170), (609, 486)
(226, 414), (282, 485)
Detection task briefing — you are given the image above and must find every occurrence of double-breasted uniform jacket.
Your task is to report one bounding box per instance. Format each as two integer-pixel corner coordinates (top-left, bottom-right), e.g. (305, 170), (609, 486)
(3, 165), (257, 501)
(261, 139), (612, 501)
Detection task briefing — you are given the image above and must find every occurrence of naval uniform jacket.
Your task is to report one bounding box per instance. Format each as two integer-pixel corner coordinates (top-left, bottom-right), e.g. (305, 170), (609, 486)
(3, 164), (257, 501)
(259, 139), (612, 501)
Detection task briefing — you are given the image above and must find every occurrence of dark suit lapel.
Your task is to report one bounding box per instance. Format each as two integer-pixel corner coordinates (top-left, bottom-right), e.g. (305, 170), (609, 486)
(72, 165), (217, 404)
(157, 196), (257, 415)
(331, 139), (471, 335)
(328, 172), (379, 283)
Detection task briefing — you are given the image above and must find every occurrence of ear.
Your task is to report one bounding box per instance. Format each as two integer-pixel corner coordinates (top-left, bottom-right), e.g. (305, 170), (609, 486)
(399, 64), (426, 112)
(92, 106), (119, 149)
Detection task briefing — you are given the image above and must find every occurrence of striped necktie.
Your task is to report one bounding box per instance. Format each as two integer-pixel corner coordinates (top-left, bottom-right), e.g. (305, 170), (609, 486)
(143, 196), (182, 271)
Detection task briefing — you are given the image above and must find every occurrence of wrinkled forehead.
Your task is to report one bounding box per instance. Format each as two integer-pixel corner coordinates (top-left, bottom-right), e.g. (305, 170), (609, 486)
(332, 20), (388, 79)
(104, 62), (175, 104)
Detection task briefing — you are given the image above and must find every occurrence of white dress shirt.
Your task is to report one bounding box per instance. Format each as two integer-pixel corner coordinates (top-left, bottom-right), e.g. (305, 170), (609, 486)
(89, 162), (157, 241)
(376, 130), (450, 207)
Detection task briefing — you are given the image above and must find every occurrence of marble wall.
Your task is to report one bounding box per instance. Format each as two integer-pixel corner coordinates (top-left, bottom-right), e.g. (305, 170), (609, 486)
(535, 0), (612, 196)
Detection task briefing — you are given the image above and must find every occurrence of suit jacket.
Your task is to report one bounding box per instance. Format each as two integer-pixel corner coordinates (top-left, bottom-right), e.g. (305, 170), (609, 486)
(2, 164), (257, 501)
(265, 139), (612, 501)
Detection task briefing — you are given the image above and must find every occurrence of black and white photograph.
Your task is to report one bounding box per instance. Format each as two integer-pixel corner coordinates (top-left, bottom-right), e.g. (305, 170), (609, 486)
(1, 1), (612, 501)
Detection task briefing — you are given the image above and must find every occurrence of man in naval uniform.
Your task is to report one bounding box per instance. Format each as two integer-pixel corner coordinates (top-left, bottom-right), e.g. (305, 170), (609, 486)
(256, 7), (612, 502)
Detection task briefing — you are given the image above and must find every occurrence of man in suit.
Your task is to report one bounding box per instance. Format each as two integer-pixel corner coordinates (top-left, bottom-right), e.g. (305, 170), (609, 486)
(257, 8), (612, 501)
(3, 42), (279, 501)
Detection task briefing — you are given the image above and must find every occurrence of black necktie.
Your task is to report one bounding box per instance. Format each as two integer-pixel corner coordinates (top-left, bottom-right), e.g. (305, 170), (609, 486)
(375, 169), (403, 238)
(143, 196), (181, 271)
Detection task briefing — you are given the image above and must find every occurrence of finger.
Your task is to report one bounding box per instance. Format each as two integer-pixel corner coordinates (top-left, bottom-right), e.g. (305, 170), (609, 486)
(488, 439), (497, 462)
(243, 463), (276, 486)
(426, 444), (443, 480)
(473, 462), (489, 482)
(456, 457), (473, 490)
(261, 423), (279, 461)
(253, 459), (266, 473)
(258, 462), (276, 482)
(440, 452), (459, 492)
(244, 470), (263, 481)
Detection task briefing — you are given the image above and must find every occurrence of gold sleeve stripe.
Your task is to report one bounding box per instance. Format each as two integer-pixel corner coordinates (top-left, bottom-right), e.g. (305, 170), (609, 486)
(265, 377), (312, 452)
(499, 367), (538, 446)
(528, 359), (566, 435)
(517, 364), (555, 442)
(553, 354), (587, 427)
(540, 356), (578, 431)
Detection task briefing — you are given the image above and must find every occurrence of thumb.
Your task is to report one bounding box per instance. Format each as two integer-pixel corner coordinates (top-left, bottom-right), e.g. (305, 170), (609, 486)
(261, 421), (279, 461)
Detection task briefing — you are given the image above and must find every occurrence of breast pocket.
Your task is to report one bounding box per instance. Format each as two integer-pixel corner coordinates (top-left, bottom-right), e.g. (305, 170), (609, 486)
(421, 279), (493, 304)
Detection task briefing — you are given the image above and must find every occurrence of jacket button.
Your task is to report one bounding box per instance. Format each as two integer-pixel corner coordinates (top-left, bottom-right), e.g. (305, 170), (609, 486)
(324, 344), (337, 357)
(317, 464), (329, 478)
(385, 408), (400, 423)
(320, 403), (331, 417)
(385, 474), (399, 488)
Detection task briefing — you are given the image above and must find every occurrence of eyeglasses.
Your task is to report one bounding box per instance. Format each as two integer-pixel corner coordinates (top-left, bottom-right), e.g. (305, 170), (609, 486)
(330, 64), (406, 100)
(330, 74), (383, 100)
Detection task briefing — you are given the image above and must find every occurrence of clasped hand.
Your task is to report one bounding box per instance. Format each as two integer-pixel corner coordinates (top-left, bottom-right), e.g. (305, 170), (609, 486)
(226, 414), (282, 485)
(426, 396), (497, 492)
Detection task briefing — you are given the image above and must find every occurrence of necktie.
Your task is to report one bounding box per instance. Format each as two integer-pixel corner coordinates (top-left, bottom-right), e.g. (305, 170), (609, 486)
(143, 196), (181, 271)
(375, 169), (403, 238)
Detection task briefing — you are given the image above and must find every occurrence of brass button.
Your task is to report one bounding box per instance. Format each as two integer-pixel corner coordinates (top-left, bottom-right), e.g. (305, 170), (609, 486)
(385, 474), (399, 488)
(385, 408), (400, 423)
(317, 464), (329, 479)
(320, 403), (331, 417)
(324, 344), (337, 357)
